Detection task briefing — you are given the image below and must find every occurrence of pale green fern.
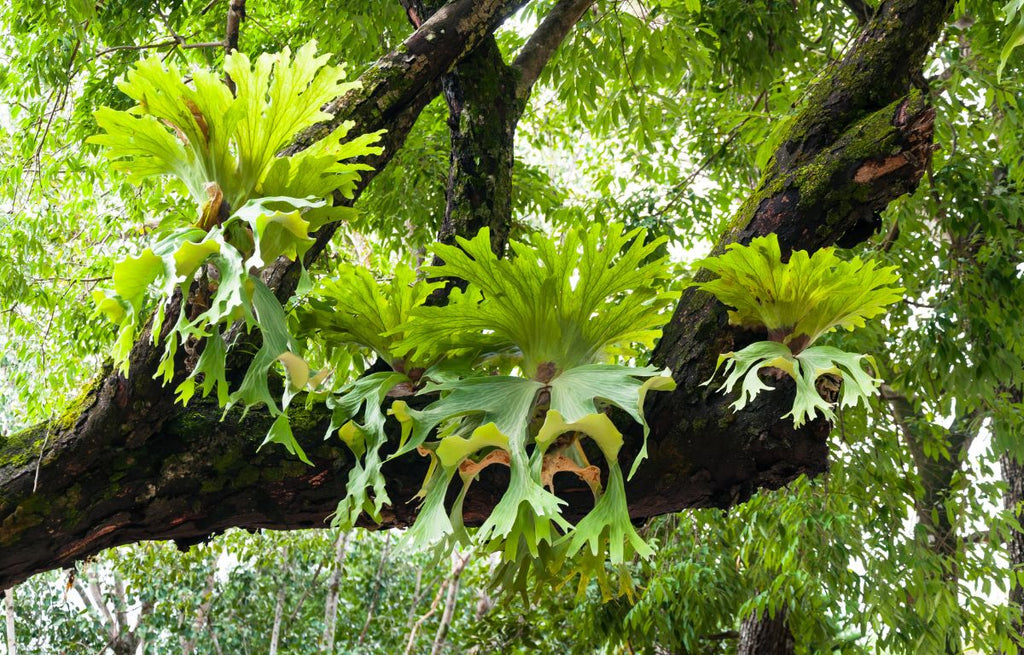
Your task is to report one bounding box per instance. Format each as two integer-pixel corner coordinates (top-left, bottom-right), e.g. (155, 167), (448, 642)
(305, 225), (677, 598)
(694, 233), (903, 427)
(90, 43), (382, 463)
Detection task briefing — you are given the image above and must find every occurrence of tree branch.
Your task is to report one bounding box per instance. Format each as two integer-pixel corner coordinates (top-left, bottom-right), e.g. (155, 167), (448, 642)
(224, 0), (245, 55)
(512, 0), (596, 101)
(840, 0), (874, 24)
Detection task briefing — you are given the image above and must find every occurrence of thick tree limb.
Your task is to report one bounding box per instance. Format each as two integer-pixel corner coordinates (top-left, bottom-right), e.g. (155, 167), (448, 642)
(0, 0), (955, 591)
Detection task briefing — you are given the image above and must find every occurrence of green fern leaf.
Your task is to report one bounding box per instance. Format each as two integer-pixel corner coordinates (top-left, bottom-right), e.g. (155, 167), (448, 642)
(299, 265), (442, 369)
(693, 233), (903, 348)
(89, 41), (381, 223)
(398, 224), (675, 375)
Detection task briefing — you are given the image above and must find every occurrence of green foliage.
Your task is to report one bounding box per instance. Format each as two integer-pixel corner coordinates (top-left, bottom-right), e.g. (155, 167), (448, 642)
(300, 264), (443, 370)
(1000, 0), (1024, 78)
(89, 44), (382, 462)
(89, 42), (381, 227)
(694, 234), (902, 426)
(299, 225), (676, 598)
(4, 0), (1024, 651)
(399, 225), (675, 375)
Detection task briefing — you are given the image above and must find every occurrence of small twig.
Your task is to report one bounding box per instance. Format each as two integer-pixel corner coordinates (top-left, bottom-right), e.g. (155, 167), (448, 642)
(156, 8), (186, 46)
(30, 275), (111, 284)
(32, 426), (52, 493)
(200, 0), (221, 15)
(92, 39), (179, 57)
(702, 630), (740, 640)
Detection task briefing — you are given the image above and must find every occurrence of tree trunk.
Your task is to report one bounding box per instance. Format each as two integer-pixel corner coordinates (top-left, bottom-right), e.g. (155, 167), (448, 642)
(435, 36), (520, 256)
(181, 570), (217, 655)
(3, 588), (14, 655)
(357, 533), (393, 647)
(882, 385), (976, 654)
(321, 531), (351, 653)
(405, 577), (449, 655)
(738, 607), (794, 655)
(268, 546), (290, 655)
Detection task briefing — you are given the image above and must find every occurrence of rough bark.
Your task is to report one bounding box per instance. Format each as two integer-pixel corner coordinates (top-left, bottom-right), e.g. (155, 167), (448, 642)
(738, 607), (795, 655)
(0, 0), (954, 591)
(435, 35), (520, 257)
(1004, 453), (1024, 638)
(407, 0), (594, 257)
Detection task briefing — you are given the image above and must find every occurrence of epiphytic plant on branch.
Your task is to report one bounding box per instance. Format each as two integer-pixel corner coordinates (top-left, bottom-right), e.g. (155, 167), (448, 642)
(301, 225), (678, 598)
(85, 43), (905, 602)
(89, 42), (383, 461)
(693, 234), (904, 427)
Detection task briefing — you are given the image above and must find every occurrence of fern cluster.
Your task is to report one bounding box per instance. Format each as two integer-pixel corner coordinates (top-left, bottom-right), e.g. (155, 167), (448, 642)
(88, 46), (903, 602)
(301, 226), (676, 598)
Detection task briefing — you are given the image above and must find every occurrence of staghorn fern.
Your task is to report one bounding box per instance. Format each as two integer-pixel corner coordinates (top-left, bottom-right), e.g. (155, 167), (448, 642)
(89, 43), (382, 462)
(303, 225), (677, 598)
(693, 233), (903, 427)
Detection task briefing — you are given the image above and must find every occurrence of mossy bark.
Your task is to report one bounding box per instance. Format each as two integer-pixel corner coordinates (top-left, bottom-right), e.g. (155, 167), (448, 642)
(436, 36), (521, 257)
(403, 1), (523, 256)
